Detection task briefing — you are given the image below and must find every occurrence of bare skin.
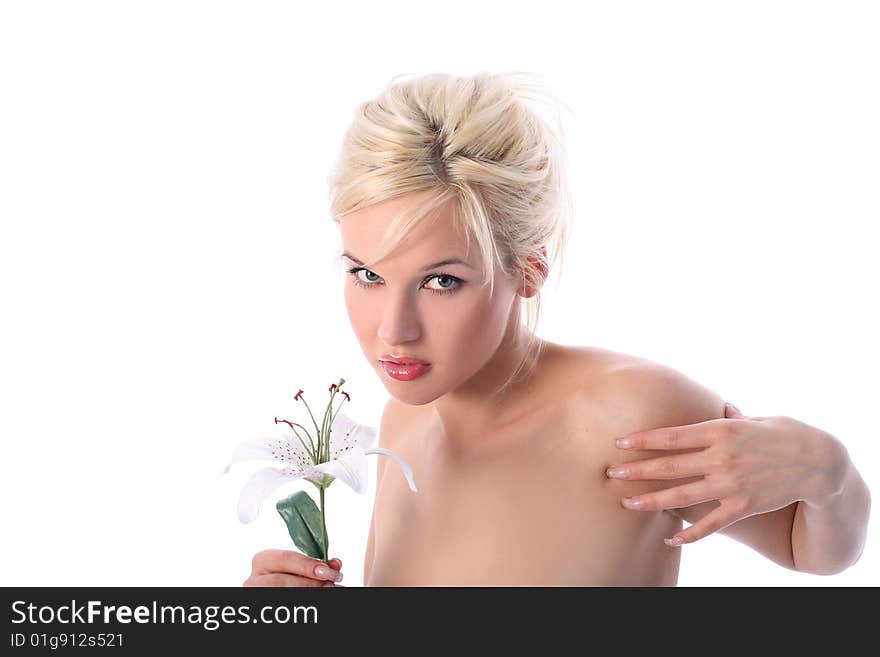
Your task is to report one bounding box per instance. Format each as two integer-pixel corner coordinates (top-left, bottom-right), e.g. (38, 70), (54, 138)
(366, 342), (721, 586)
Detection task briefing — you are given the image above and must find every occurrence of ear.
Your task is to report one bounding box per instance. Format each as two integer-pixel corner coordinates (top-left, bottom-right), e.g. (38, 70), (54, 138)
(520, 246), (548, 298)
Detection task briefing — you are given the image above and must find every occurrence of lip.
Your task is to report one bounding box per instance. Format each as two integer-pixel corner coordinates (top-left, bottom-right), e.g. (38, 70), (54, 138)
(379, 354), (431, 366)
(379, 360), (431, 382)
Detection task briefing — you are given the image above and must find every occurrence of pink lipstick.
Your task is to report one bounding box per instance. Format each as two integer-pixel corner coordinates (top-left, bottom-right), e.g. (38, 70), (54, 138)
(379, 354), (431, 381)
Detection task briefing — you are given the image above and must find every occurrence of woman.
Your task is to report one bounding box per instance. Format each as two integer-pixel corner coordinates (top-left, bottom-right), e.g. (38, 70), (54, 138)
(245, 71), (870, 587)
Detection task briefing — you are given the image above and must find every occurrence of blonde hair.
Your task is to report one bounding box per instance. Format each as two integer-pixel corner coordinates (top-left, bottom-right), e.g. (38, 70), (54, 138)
(327, 70), (574, 396)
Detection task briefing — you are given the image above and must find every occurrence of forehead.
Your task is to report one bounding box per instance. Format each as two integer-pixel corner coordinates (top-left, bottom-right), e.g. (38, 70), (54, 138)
(339, 193), (472, 265)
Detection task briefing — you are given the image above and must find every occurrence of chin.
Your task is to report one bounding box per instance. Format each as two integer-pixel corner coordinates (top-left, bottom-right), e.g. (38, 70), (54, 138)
(377, 370), (442, 406)
(384, 386), (436, 406)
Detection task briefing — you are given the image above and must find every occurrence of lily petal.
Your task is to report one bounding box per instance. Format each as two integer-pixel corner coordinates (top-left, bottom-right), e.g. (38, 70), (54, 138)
(365, 447), (418, 493)
(311, 445), (369, 494)
(222, 435), (312, 475)
(223, 437), (275, 474)
(237, 467), (299, 523)
(352, 422), (377, 449)
(328, 412), (376, 456)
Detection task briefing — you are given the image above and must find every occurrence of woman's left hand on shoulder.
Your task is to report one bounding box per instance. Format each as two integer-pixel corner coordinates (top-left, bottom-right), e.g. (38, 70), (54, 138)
(605, 403), (851, 546)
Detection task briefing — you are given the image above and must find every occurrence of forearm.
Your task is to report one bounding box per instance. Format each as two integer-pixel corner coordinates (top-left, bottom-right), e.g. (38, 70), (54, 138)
(790, 453), (871, 575)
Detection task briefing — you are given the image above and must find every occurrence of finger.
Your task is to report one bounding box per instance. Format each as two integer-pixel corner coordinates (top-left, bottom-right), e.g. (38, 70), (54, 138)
(246, 573), (326, 588)
(616, 419), (722, 451)
(620, 479), (720, 512)
(254, 549), (341, 581)
(725, 403), (770, 422)
(724, 403), (746, 419)
(606, 451), (709, 481)
(663, 502), (745, 547)
(329, 558), (342, 570)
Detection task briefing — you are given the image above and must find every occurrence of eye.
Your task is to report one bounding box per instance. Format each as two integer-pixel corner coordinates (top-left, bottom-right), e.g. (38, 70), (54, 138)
(423, 274), (460, 295)
(349, 268), (381, 286)
(345, 267), (463, 296)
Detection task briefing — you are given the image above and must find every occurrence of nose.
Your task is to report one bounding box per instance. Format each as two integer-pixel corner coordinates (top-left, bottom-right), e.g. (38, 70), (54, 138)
(377, 291), (422, 346)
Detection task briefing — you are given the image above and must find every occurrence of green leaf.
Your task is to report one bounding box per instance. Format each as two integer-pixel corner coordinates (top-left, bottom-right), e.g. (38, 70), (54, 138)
(276, 490), (325, 560)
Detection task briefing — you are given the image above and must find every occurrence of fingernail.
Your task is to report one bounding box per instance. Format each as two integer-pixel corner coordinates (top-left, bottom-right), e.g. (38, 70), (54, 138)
(726, 403), (741, 414)
(314, 564), (341, 581)
(621, 497), (645, 509)
(615, 437), (633, 449)
(606, 466), (630, 479)
(321, 581), (336, 587)
(664, 536), (684, 547)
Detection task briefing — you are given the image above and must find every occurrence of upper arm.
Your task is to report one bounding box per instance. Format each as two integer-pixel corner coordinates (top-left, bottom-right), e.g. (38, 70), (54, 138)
(363, 396), (399, 584)
(607, 360), (797, 570)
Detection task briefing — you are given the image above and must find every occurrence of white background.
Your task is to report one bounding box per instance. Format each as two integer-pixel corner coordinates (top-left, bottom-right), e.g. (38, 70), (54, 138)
(1, 1), (877, 587)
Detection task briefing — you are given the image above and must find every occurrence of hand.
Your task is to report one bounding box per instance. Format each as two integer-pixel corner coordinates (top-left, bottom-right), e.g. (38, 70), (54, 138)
(244, 549), (345, 587)
(606, 403), (850, 546)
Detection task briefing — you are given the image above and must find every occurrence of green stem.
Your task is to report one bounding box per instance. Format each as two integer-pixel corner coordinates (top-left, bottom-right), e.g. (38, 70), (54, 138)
(300, 397), (323, 445)
(330, 397), (345, 431)
(322, 390), (338, 461)
(320, 408), (329, 463)
(319, 486), (329, 563)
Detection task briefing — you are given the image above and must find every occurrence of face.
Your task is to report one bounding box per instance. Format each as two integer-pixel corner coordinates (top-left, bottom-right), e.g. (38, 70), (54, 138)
(339, 191), (522, 406)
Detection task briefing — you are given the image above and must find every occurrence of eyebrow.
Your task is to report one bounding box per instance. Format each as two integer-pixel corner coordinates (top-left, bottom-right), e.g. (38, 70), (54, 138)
(341, 252), (474, 271)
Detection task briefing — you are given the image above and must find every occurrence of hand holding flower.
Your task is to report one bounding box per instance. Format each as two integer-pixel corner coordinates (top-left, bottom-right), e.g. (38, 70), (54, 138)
(225, 378), (418, 567)
(243, 549), (344, 588)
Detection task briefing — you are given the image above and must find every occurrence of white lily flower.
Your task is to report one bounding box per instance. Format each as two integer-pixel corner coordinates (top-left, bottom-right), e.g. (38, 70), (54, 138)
(224, 410), (417, 524)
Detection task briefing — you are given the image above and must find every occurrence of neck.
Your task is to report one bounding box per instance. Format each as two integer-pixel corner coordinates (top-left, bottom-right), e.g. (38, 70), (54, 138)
(428, 313), (543, 442)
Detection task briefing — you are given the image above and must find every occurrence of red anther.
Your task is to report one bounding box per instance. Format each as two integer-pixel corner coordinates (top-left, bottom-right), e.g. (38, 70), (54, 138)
(341, 391), (350, 402)
(329, 383), (337, 393)
(294, 389), (304, 401)
(275, 417), (295, 429)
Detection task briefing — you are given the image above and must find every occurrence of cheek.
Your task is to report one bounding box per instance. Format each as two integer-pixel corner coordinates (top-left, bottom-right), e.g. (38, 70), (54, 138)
(432, 291), (508, 347)
(343, 286), (371, 336)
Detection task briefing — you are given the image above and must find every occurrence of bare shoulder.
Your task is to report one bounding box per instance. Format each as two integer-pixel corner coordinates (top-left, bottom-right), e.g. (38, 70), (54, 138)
(376, 395), (415, 479)
(377, 397), (400, 459)
(365, 396), (408, 585)
(603, 351), (725, 434)
(378, 395), (415, 445)
(561, 345), (802, 564)
(552, 345), (728, 524)
(560, 344), (727, 448)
